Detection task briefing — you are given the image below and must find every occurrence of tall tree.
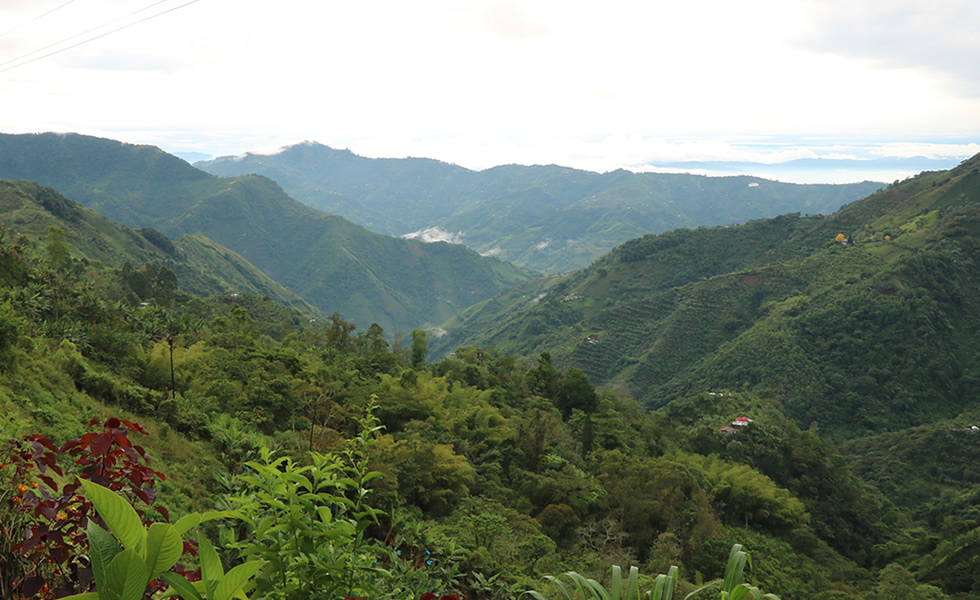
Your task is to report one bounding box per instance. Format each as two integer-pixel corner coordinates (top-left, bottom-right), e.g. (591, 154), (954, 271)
(410, 328), (428, 369)
(556, 368), (598, 419)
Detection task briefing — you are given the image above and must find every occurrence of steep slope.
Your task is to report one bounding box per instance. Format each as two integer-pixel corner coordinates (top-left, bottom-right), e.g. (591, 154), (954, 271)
(197, 141), (881, 272)
(0, 133), (220, 226)
(0, 179), (315, 311)
(166, 175), (534, 332)
(0, 133), (535, 333)
(439, 156), (980, 440)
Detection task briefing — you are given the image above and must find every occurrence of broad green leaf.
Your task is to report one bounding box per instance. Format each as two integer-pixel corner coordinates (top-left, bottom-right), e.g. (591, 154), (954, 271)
(586, 577), (611, 600)
(564, 572), (602, 600)
(160, 572), (203, 600)
(87, 520), (121, 594)
(144, 522), (183, 579)
(722, 545), (747, 593)
(625, 565), (639, 600)
(174, 512), (202, 535)
(213, 560), (267, 600)
(361, 471), (384, 484)
(201, 509), (242, 522)
(79, 478), (146, 552)
(660, 566), (678, 600)
(611, 565), (622, 599)
(728, 585), (749, 600)
(541, 575), (576, 600)
(651, 574), (667, 600)
(624, 567), (640, 600)
(54, 594), (99, 600)
(317, 506), (333, 523)
(199, 537), (224, 600)
(104, 548), (149, 600)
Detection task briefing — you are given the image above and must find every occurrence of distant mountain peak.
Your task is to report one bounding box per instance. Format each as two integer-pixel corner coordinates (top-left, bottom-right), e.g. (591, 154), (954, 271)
(224, 140), (350, 163)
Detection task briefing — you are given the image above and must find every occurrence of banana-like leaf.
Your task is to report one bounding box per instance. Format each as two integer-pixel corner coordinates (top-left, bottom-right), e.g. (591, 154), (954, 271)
(144, 522), (183, 579)
(87, 520), (121, 594)
(174, 509), (242, 535)
(649, 565), (678, 600)
(51, 594), (99, 600)
(212, 560), (267, 600)
(160, 572), (204, 600)
(199, 537), (224, 600)
(624, 565), (639, 600)
(103, 548), (149, 600)
(611, 565), (623, 599)
(722, 545), (747, 594)
(174, 512), (202, 535)
(79, 478), (146, 552)
(538, 574), (576, 600)
(728, 584), (781, 600)
(565, 572), (607, 600)
(201, 509), (243, 522)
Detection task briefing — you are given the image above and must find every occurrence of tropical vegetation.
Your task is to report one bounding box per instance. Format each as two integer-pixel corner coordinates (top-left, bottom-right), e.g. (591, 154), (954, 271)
(1, 141), (979, 600)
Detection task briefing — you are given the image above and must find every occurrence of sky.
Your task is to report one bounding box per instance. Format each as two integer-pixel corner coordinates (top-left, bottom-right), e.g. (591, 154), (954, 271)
(1, 0), (979, 183)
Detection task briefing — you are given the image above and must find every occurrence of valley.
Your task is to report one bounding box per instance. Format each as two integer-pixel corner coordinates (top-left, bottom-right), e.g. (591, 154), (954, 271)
(0, 133), (978, 599)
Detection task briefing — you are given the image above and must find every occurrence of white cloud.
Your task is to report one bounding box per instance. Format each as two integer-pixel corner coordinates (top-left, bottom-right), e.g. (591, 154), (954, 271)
(0, 0), (977, 182)
(870, 142), (980, 159)
(799, 0), (980, 97)
(402, 226), (466, 245)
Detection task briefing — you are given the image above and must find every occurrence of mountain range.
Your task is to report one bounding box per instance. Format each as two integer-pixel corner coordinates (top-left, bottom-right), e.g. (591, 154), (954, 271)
(435, 153), (980, 441)
(0, 133), (534, 333)
(196, 142), (881, 273)
(3, 131), (980, 598)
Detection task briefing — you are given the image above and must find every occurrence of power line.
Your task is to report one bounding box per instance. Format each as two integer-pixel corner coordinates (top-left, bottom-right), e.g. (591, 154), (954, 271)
(0, 0), (175, 70)
(0, 0), (202, 74)
(0, 0), (80, 40)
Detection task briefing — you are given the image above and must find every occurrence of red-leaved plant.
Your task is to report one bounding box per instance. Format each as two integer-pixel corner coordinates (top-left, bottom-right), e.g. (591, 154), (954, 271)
(0, 418), (192, 598)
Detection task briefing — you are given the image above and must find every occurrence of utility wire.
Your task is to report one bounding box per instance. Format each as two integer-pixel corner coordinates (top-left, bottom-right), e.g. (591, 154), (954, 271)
(0, 0), (202, 74)
(0, 0), (175, 70)
(0, 0), (80, 40)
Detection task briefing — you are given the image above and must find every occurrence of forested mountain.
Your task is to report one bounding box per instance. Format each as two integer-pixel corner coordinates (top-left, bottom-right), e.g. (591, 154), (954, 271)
(2, 149), (977, 599)
(436, 154), (980, 441)
(0, 179), (314, 311)
(2, 207), (970, 600)
(196, 141), (881, 273)
(0, 133), (535, 333)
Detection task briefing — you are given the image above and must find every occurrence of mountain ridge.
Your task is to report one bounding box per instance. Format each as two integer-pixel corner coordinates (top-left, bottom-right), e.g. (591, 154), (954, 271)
(196, 141), (882, 273)
(434, 153), (980, 440)
(0, 178), (317, 311)
(0, 133), (535, 333)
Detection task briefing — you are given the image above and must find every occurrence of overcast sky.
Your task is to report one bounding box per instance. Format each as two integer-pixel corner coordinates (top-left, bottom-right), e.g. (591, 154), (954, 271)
(1, 0), (979, 182)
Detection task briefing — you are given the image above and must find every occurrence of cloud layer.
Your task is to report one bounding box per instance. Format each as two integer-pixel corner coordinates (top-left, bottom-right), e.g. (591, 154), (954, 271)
(0, 0), (977, 182)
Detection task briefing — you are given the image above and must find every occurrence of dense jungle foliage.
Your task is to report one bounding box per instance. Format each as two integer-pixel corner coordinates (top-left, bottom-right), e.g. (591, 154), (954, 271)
(1, 181), (976, 600)
(438, 155), (980, 441)
(0, 134), (536, 334)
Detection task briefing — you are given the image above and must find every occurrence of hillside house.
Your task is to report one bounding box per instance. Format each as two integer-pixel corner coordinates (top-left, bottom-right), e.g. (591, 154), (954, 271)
(732, 417), (753, 427)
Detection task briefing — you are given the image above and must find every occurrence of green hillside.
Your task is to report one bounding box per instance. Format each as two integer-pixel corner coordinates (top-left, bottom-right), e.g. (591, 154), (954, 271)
(1, 158), (976, 599)
(0, 220), (952, 600)
(0, 179), (315, 311)
(438, 155), (980, 441)
(0, 133), (536, 333)
(197, 142), (881, 273)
